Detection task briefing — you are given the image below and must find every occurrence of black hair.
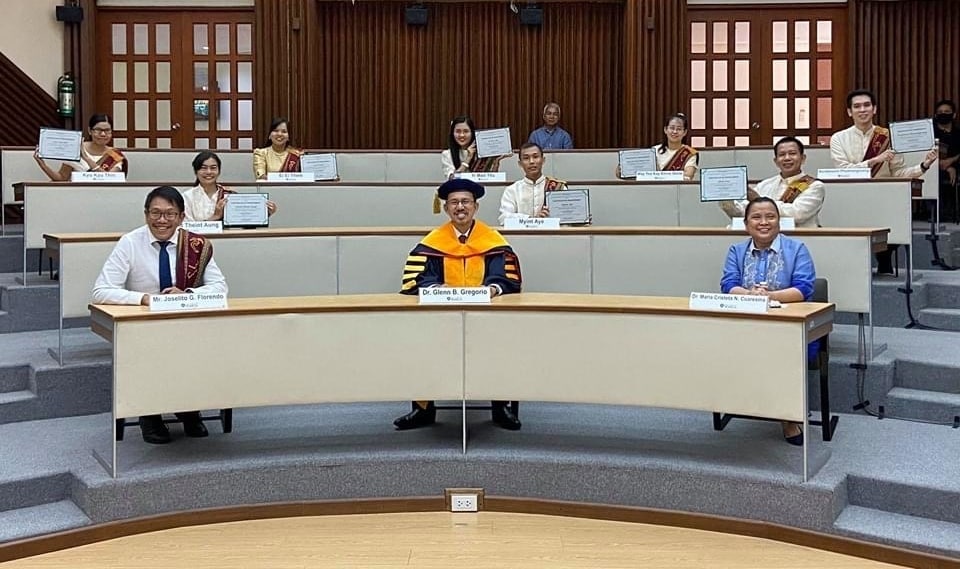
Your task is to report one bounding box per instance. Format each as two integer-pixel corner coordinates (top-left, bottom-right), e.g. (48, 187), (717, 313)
(935, 99), (957, 114)
(744, 196), (780, 219)
(263, 117), (292, 148)
(447, 115), (477, 169)
(144, 186), (184, 213)
(191, 151), (222, 185)
(658, 113), (689, 154)
(88, 114), (112, 129)
(773, 136), (805, 156)
(845, 89), (876, 109)
(519, 142), (543, 155)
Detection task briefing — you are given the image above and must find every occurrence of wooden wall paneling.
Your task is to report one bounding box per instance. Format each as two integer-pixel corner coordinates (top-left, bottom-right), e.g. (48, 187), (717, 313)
(306, 1), (624, 150)
(0, 52), (60, 146)
(851, 0), (960, 123)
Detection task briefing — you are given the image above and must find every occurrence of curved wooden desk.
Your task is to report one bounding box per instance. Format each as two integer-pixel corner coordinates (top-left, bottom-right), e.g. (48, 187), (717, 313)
(89, 293), (834, 480)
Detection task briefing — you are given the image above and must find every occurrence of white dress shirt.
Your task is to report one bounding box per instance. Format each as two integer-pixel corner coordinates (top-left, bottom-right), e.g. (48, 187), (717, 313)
(182, 184), (219, 221)
(829, 124), (922, 178)
(92, 224), (228, 305)
(719, 172), (825, 228)
(499, 175), (548, 225)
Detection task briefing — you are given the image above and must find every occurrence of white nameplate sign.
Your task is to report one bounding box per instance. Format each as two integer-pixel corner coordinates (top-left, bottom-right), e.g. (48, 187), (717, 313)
(181, 220), (223, 234)
(149, 292), (228, 312)
(266, 172), (314, 183)
(419, 286), (491, 305)
(456, 172), (507, 183)
(503, 217), (561, 230)
(636, 170), (684, 181)
(817, 168), (871, 180)
(71, 171), (125, 183)
(730, 217), (795, 230)
(689, 292), (769, 314)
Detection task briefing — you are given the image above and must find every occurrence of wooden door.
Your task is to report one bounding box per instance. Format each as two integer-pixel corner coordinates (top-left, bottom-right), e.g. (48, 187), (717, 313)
(687, 6), (848, 148)
(95, 9), (255, 150)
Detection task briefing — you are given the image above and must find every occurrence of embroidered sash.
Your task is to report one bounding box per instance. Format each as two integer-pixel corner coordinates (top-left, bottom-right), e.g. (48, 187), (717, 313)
(175, 228), (213, 290)
(280, 148), (303, 172)
(780, 175), (815, 204)
(94, 149), (126, 172)
(664, 145), (697, 171)
(863, 127), (891, 178)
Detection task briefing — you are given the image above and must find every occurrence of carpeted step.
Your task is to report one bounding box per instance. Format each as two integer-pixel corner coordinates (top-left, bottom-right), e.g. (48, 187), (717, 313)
(925, 281), (960, 309)
(0, 500), (91, 543)
(894, 360), (960, 394)
(0, 390), (35, 405)
(883, 387), (960, 423)
(0, 365), (28, 393)
(0, 283), (58, 333)
(917, 308), (960, 331)
(834, 505), (960, 558)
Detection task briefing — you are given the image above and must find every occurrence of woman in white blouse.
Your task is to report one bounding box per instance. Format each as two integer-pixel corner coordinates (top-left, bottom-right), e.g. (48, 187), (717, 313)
(182, 151), (277, 221)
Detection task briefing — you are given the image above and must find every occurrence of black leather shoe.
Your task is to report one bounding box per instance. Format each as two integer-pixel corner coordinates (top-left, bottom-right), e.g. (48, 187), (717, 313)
(783, 423), (803, 446)
(394, 403), (436, 430)
(492, 403), (522, 431)
(178, 412), (209, 438)
(139, 415), (171, 444)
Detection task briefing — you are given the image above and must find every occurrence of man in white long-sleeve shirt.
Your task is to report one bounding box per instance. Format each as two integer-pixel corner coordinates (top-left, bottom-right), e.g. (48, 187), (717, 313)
(92, 185), (228, 444)
(720, 136), (824, 228)
(830, 89), (938, 273)
(498, 142), (568, 225)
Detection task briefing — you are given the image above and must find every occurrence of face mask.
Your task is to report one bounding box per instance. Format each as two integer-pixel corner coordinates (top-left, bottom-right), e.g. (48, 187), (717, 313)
(935, 113), (954, 125)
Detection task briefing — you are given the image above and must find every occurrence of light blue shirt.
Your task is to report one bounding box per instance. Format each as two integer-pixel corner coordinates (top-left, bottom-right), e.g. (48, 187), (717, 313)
(720, 234), (815, 300)
(527, 126), (573, 150)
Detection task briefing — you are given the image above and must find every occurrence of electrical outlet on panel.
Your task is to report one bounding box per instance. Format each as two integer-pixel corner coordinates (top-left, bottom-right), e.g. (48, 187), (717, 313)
(450, 494), (478, 512)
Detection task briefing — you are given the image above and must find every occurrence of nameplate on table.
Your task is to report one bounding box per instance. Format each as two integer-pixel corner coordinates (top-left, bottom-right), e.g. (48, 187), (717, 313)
(689, 292), (769, 314)
(730, 217), (795, 230)
(456, 172), (507, 183)
(181, 221), (223, 234)
(503, 217), (560, 230)
(817, 168), (871, 180)
(149, 292), (228, 312)
(636, 170), (684, 181)
(266, 172), (314, 183)
(70, 171), (125, 183)
(419, 287), (491, 305)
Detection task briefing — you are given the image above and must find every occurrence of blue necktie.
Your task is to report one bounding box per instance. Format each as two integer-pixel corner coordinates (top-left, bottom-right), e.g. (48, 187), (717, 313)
(158, 241), (172, 290)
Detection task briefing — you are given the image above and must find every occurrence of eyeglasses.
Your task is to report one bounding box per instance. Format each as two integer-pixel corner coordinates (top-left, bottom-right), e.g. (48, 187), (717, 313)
(146, 210), (181, 220)
(446, 199), (476, 207)
(91, 128), (113, 134)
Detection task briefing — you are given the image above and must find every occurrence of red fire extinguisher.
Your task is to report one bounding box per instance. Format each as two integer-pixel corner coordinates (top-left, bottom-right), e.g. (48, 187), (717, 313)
(57, 72), (75, 118)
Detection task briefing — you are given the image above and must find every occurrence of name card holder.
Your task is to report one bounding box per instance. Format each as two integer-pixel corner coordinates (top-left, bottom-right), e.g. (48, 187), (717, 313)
(149, 292), (228, 312)
(636, 171), (684, 181)
(503, 217), (561, 230)
(71, 171), (125, 183)
(266, 172), (314, 183)
(730, 217), (795, 230)
(419, 286), (491, 305)
(181, 221), (223, 234)
(817, 168), (871, 180)
(689, 292), (769, 314)
(456, 172), (507, 183)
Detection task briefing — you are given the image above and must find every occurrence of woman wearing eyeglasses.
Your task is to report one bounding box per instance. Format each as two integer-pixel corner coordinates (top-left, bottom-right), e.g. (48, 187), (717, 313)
(183, 151), (277, 221)
(34, 113), (127, 181)
(617, 113), (699, 181)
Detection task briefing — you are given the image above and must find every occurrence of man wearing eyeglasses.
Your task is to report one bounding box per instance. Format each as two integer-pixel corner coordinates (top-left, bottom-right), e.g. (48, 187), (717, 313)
(93, 185), (227, 444)
(395, 178), (523, 431)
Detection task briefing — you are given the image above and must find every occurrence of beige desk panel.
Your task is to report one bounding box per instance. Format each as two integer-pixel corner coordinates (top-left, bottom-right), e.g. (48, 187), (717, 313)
(26, 186), (155, 249)
(819, 182), (910, 244)
(508, 235), (593, 293)
(113, 311), (464, 418)
(62, 241), (116, 319)
(464, 311), (805, 422)
(338, 235), (419, 294)
(588, 185), (682, 226)
(210, 236), (338, 297)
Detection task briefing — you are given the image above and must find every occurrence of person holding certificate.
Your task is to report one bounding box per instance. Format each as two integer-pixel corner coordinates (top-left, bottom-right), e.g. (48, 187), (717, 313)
(440, 115), (506, 180)
(499, 142), (568, 224)
(719, 136), (824, 228)
(92, 186), (228, 444)
(33, 113), (127, 181)
(830, 89), (939, 273)
(616, 113), (699, 180)
(397, 178), (523, 431)
(720, 196), (815, 446)
(183, 151), (278, 221)
(253, 117), (303, 180)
